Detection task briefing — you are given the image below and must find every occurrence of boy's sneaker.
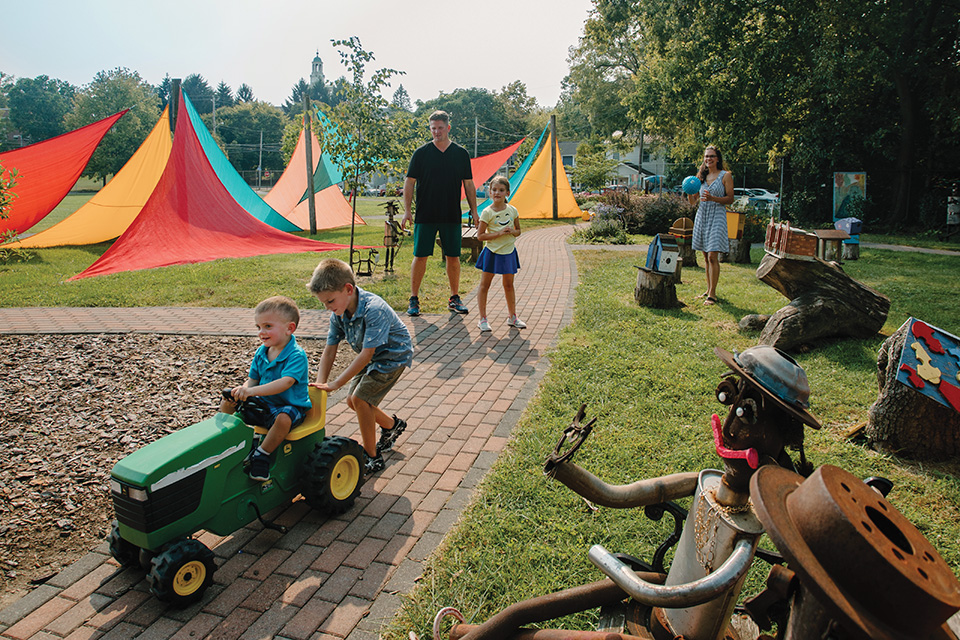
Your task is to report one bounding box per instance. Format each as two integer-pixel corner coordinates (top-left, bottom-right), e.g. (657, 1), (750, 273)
(478, 317), (491, 332)
(507, 315), (527, 329)
(407, 296), (420, 316)
(364, 452), (385, 475)
(247, 450), (271, 482)
(377, 415), (407, 454)
(448, 294), (468, 314)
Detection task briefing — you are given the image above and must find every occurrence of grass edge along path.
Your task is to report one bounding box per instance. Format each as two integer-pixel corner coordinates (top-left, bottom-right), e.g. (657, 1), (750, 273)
(383, 246), (960, 639)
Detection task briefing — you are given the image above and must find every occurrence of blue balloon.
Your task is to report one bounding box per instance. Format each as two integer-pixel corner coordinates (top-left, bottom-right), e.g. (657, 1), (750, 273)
(682, 176), (702, 195)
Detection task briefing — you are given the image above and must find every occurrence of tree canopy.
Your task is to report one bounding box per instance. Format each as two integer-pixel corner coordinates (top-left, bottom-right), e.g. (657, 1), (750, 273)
(214, 101), (287, 174)
(64, 67), (160, 184)
(568, 0), (960, 228)
(6, 75), (75, 145)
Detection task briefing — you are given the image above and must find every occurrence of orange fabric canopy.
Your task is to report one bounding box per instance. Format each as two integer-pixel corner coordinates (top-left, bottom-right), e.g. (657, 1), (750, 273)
(462, 138), (525, 199)
(10, 109), (172, 248)
(1, 110), (127, 235)
(264, 129), (363, 231)
(71, 92), (347, 280)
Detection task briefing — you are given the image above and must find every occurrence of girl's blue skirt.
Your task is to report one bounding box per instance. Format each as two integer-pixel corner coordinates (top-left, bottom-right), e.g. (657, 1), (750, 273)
(475, 247), (520, 274)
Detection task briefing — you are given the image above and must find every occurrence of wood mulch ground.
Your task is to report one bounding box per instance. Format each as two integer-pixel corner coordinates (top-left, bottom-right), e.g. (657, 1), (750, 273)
(0, 334), (351, 609)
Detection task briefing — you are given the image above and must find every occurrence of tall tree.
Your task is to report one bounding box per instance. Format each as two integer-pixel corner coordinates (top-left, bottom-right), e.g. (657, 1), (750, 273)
(283, 78), (311, 116)
(156, 74), (172, 109)
(215, 81), (234, 109)
(391, 84), (412, 112)
(214, 100), (286, 174)
(416, 88), (517, 157)
(7, 75), (75, 145)
(64, 68), (160, 185)
(236, 83), (255, 103)
(181, 74), (214, 113)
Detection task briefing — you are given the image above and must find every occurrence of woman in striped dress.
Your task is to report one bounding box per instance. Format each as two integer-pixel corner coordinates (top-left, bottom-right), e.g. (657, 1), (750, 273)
(688, 146), (734, 305)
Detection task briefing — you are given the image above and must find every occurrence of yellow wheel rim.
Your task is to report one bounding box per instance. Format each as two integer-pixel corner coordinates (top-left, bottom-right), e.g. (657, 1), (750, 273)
(173, 560), (207, 597)
(331, 455), (361, 501)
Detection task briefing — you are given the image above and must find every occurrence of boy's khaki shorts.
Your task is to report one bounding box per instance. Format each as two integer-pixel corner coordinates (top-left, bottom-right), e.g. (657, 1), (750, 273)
(348, 367), (405, 407)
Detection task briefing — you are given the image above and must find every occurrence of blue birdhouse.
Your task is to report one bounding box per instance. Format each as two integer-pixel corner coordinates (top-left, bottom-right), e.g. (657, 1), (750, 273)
(646, 233), (680, 274)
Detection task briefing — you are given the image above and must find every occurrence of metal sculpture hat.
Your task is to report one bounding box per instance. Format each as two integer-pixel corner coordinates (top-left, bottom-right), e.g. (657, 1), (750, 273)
(714, 345), (821, 429)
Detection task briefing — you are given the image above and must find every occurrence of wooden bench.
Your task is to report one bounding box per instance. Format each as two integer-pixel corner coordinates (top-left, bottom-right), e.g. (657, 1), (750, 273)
(437, 225), (483, 263)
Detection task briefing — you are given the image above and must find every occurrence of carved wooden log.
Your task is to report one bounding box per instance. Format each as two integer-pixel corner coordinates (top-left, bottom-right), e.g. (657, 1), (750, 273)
(755, 253), (890, 350)
(842, 243), (860, 260)
(634, 266), (679, 309)
(678, 243), (698, 268)
(727, 238), (752, 264)
(866, 321), (960, 460)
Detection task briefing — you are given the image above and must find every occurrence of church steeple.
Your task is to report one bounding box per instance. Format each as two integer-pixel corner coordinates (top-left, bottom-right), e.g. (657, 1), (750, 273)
(310, 51), (324, 86)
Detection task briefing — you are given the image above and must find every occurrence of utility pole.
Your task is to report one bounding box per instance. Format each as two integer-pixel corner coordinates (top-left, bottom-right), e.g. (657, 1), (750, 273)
(550, 115), (558, 220)
(474, 116), (478, 158)
(212, 93), (217, 138)
(169, 79), (181, 134)
(257, 130), (263, 191)
(303, 93), (317, 235)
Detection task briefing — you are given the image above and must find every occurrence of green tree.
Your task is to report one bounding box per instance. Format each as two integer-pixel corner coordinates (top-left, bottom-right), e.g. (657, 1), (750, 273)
(181, 74), (214, 114)
(570, 139), (619, 191)
(214, 101), (286, 174)
(64, 68), (161, 185)
(7, 75), (75, 145)
(283, 78), (311, 116)
(215, 81), (235, 109)
(157, 74), (172, 108)
(236, 84), (255, 103)
(391, 84), (412, 112)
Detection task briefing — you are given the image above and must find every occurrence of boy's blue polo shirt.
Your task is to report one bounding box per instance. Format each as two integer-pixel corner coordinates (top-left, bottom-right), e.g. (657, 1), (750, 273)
(248, 334), (311, 409)
(327, 287), (414, 374)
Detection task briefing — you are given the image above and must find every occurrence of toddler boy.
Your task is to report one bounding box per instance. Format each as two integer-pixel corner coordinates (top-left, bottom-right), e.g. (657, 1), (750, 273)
(220, 296), (311, 481)
(308, 259), (413, 475)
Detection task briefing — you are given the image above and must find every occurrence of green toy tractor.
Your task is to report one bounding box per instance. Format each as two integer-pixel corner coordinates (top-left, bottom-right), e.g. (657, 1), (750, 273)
(107, 388), (363, 606)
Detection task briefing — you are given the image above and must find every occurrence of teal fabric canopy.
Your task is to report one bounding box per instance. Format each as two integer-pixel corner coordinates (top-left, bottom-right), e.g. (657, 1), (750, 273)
(473, 124), (548, 213)
(183, 93), (300, 232)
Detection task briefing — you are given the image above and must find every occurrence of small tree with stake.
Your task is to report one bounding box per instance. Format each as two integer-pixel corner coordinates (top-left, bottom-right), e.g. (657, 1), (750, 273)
(320, 37), (418, 274)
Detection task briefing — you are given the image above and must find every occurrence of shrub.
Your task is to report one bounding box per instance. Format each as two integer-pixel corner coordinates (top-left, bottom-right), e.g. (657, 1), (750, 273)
(571, 203), (628, 244)
(621, 193), (697, 235)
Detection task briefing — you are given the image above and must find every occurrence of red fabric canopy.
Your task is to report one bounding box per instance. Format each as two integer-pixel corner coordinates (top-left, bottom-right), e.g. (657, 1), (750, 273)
(71, 93), (347, 280)
(462, 138), (526, 199)
(1, 111), (127, 235)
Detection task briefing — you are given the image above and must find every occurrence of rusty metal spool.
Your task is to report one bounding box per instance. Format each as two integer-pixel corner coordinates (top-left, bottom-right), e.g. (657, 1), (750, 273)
(751, 464), (960, 639)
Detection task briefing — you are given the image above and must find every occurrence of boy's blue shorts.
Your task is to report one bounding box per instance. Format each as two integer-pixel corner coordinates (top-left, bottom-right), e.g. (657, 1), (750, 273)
(240, 398), (307, 429)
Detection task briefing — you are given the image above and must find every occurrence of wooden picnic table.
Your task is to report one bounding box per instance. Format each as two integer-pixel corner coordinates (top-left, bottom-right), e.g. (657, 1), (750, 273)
(438, 224), (483, 262)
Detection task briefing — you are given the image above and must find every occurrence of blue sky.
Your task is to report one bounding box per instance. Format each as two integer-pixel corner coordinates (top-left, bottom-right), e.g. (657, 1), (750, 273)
(3, 0), (594, 110)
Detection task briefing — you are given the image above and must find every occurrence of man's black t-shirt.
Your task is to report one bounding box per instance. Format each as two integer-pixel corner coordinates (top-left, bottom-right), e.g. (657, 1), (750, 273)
(406, 141), (472, 224)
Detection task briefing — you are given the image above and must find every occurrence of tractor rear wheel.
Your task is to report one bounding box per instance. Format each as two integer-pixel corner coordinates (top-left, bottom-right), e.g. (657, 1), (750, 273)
(107, 520), (141, 568)
(302, 436), (363, 514)
(147, 539), (215, 607)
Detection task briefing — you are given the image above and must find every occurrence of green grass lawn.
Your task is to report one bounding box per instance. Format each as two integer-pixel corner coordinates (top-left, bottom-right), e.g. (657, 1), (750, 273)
(383, 245), (960, 638)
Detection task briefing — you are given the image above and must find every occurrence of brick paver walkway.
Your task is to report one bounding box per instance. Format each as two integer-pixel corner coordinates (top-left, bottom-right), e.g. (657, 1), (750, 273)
(0, 225), (578, 640)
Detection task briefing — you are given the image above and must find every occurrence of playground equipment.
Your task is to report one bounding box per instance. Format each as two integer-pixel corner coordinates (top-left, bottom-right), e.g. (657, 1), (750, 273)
(433, 346), (960, 639)
(107, 387), (364, 606)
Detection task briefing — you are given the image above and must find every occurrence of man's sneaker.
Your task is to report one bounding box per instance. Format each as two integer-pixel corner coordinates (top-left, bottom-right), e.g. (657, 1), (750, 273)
(448, 294), (468, 314)
(377, 415), (407, 454)
(407, 296), (421, 316)
(364, 452), (385, 475)
(478, 317), (491, 332)
(507, 315), (527, 329)
(247, 450), (271, 482)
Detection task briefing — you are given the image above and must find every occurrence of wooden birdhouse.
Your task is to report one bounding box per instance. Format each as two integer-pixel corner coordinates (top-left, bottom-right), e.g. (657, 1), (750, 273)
(764, 220), (817, 260)
(646, 233), (680, 274)
(669, 217), (694, 245)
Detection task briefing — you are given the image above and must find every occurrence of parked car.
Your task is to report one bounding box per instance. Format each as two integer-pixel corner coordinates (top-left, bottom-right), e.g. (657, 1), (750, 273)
(734, 187), (778, 202)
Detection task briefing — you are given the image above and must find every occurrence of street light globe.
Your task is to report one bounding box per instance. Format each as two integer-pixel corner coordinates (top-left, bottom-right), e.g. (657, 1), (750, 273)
(611, 130), (623, 140)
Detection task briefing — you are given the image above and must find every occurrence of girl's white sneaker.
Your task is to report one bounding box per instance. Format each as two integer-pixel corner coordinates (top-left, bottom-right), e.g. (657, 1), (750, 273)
(478, 318), (491, 332)
(507, 315), (526, 329)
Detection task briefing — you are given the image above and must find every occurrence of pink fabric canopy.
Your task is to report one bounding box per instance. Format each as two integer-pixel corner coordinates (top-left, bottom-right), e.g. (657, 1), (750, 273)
(1, 111), (127, 235)
(71, 92), (347, 280)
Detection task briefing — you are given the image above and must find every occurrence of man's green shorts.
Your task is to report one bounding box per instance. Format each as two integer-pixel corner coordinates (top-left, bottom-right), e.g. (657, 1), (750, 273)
(413, 223), (462, 258)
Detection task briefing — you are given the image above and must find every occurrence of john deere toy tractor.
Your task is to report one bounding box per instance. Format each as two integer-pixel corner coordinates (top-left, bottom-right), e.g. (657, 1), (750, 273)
(107, 388), (363, 606)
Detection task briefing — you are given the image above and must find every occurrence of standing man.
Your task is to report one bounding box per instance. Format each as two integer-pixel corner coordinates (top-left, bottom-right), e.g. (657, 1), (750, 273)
(402, 110), (478, 316)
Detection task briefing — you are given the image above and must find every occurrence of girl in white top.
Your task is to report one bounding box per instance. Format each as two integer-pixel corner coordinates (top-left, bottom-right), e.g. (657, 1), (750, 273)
(475, 176), (525, 332)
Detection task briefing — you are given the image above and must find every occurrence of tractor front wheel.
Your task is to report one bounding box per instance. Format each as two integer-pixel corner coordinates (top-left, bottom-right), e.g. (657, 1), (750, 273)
(302, 436), (363, 514)
(147, 539), (215, 607)
(107, 520), (140, 568)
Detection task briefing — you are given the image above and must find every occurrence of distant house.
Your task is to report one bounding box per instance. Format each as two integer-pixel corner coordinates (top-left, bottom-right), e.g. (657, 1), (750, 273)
(560, 138), (669, 190)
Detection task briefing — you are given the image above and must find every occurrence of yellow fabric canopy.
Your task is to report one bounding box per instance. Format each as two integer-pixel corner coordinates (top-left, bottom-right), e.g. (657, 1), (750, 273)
(10, 109), (172, 248)
(508, 134), (583, 219)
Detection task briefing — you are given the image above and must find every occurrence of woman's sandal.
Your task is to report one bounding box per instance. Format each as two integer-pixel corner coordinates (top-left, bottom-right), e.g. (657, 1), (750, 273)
(704, 296), (718, 306)
(695, 292), (709, 300)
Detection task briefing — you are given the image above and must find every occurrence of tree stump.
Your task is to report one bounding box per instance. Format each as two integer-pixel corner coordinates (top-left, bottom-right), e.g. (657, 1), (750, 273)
(753, 253), (890, 350)
(727, 238), (752, 264)
(866, 320), (960, 460)
(634, 266), (679, 308)
(842, 243), (860, 260)
(678, 244), (698, 268)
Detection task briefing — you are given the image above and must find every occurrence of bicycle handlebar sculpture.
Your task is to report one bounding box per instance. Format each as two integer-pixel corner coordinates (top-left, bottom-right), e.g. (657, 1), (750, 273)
(435, 346), (960, 640)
